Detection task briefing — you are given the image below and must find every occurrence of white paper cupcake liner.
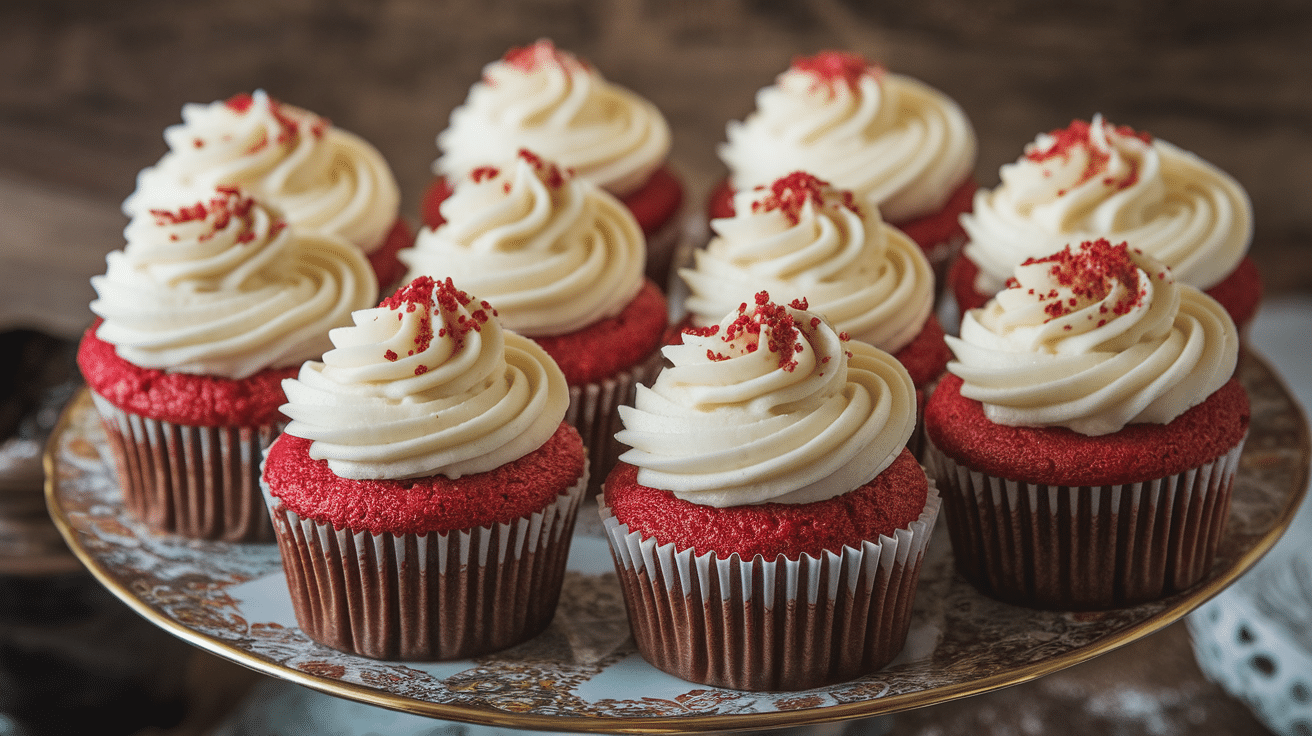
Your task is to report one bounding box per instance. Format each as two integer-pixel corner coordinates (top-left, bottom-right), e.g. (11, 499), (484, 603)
(90, 390), (278, 542)
(924, 433), (1246, 610)
(599, 482), (941, 691)
(567, 349), (665, 496)
(262, 468), (587, 661)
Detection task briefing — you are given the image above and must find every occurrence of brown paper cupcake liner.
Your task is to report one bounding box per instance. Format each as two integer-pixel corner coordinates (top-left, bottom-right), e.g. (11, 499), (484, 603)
(644, 207), (688, 291)
(599, 483), (941, 691)
(924, 434), (1246, 610)
(262, 468), (587, 661)
(567, 350), (665, 497)
(90, 391), (277, 542)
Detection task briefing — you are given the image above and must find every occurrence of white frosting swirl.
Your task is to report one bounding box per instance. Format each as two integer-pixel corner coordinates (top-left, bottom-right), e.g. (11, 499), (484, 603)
(949, 239), (1238, 436)
(616, 296), (916, 507)
(962, 115), (1253, 294)
(123, 90), (401, 255)
(435, 39), (671, 197)
(682, 172), (934, 354)
(280, 276), (571, 480)
(400, 152), (645, 336)
(91, 187), (378, 379)
(718, 51), (976, 223)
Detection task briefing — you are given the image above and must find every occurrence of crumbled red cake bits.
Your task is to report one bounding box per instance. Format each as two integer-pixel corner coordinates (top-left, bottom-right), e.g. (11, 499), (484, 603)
(380, 276), (489, 358)
(502, 38), (587, 74)
(719, 291), (804, 371)
(150, 187), (261, 244)
(1028, 119), (1153, 195)
(471, 166), (500, 184)
(1016, 239), (1148, 322)
(791, 50), (882, 95)
(225, 92), (255, 113)
(515, 148), (568, 189)
(750, 172), (859, 225)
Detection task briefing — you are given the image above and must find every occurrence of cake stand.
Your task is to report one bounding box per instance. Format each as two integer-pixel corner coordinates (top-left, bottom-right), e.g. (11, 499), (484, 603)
(44, 351), (1309, 734)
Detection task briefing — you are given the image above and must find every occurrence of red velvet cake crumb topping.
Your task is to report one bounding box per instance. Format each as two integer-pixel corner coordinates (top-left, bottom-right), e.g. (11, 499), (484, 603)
(381, 276), (496, 369)
(750, 172), (860, 225)
(717, 291), (806, 371)
(77, 320), (294, 427)
(790, 50), (882, 95)
(149, 186), (276, 245)
(1006, 239), (1148, 323)
(501, 38), (587, 74)
(265, 423), (585, 535)
(1027, 119), (1151, 195)
(603, 450), (928, 561)
(925, 373), (1250, 486)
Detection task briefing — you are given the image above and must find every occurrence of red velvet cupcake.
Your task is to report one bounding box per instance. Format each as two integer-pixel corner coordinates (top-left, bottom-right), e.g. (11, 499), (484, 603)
(712, 50), (977, 281)
(426, 39), (684, 289)
(602, 294), (940, 691)
(682, 172), (951, 456)
(951, 116), (1259, 332)
(925, 240), (1249, 609)
(262, 277), (586, 660)
(79, 187), (377, 541)
(122, 89), (412, 291)
(401, 151), (667, 495)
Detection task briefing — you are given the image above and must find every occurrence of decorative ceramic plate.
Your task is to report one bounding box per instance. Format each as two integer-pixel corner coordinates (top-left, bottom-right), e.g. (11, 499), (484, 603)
(45, 352), (1309, 734)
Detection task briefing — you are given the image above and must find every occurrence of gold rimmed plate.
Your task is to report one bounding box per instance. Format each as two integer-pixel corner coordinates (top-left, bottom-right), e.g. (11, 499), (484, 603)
(45, 352), (1309, 734)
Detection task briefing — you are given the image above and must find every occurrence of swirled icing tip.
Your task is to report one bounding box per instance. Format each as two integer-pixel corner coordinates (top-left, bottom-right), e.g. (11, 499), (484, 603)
(749, 171), (861, 225)
(500, 38), (589, 74)
(691, 291), (848, 372)
(1009, 238), (1166, 327)
(789, 50), (883, 95)
(1027, 117), (1152, 195)
(147, 185), (281, 244)
(380, 276), (497, 370)
(209, 91), (327, 154)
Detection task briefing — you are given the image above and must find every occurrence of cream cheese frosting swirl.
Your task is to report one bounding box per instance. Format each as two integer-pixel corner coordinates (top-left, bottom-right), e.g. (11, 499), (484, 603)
(123, 90), (401, 255)
(91, 186), (378, 379)
(949, 239), (1238, 436)
(401, 150), (645, 336)
(718, 51), (976, 224)
(682, 172), (934, 354)
(280, 276), (570, 480)
(616, 293), (916, 507)
(435, 39), (671, 198)
(962, 115), (1253, 295)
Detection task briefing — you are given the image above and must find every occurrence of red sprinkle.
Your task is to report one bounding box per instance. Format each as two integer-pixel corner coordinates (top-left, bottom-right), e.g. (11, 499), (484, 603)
(471, 166), (500, 183)
(515, 148), (568, 189)
(790, 50), (883, 95)
(502, 38), (589, 74)
(719, 291), (804, 371)
(225, 93), (255, 113)
(749, 172), (860, 225)
(380, 276), (489, 359)
(149, 187), (261, 245)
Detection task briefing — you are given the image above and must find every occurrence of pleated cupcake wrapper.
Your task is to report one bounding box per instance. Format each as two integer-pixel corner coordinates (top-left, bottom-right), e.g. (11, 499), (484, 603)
(924, 433), (1246, 610)
(566, 349), (665, 497)
(261, 468), (587, 661)
(599, 483), (942, 692)
(89, 390), (277, 542)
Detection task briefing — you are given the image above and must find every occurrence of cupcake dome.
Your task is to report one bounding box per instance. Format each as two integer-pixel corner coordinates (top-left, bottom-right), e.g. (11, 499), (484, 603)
(122, 90), (411, 289)
(952, 115), (1259, 328)
(711, 50), (977, 271)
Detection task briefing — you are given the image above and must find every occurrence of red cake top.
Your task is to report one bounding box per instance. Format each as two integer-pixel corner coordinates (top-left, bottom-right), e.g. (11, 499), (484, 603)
(604, 449), (927, 561)
(265, 422), (584, 535)
(925, 373), (1250, 486)
(77, 320), (294, 427)
(529, 279), (668, 385)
